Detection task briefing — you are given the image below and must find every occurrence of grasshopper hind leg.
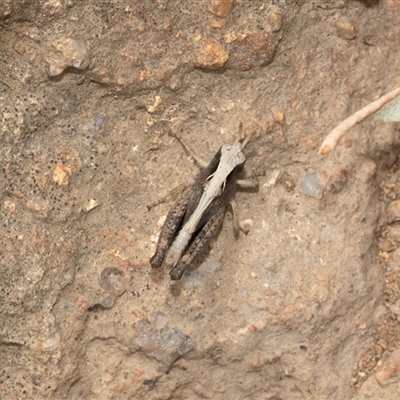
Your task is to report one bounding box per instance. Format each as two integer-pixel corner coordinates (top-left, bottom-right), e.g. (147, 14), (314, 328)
(169, 207), (225, 280)
(150, 190), (190, 269)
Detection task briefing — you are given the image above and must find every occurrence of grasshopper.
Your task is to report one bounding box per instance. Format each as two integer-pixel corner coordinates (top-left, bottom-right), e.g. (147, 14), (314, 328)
(150, 126), (256, 280)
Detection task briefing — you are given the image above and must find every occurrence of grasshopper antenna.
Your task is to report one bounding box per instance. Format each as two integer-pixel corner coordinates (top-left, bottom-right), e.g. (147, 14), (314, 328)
(235, 123), (256, 149)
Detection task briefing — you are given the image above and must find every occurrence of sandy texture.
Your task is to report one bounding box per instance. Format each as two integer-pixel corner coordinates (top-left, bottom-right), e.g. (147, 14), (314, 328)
(1, 1), (400, 399)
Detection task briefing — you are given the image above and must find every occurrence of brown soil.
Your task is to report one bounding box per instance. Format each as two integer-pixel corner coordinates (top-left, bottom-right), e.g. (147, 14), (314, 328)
(1, 1), (400, 399)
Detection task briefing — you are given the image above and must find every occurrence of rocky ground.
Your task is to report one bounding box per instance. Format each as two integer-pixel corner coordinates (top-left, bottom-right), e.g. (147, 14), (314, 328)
(1, 0), (400, 399)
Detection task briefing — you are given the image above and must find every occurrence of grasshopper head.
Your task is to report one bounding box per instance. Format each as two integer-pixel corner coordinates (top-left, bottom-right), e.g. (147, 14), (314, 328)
(220, 142), (246, 170)
(219, 123), (258, 170)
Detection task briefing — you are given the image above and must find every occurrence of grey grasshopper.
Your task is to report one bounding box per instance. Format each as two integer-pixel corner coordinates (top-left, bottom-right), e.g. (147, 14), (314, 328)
(150, 126), (256, 280)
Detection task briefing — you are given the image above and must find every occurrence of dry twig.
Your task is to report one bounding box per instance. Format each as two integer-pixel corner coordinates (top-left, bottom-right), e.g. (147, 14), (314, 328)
(319, 86), (400, 156)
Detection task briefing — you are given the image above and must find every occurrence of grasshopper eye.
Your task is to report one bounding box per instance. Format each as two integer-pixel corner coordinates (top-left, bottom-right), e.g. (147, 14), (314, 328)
(237, 150), (246, 164)
(221, 145), (232, 157)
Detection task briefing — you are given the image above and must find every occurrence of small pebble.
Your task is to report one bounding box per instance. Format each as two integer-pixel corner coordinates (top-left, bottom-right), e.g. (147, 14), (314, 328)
(87, 114), (106, 132)
(168, 76), (181, 91)
(52, 162), (75, 186)
(25, 196), (50, 215)
(100, 294), (116, 309)
(43, 337), (60, 350)
(136, 320), (193, 366)
(183, 270), (202, 288)
(387, 200), (400, 223)
(299, 173), (323, 199)
(57, 298), (69, 309)
(194, 41), (229, 70)
(325, 169), (347, 193)
(375, 348), (400, 386)
(99, 267), (128, 296)
(263, 169), (281, 189)
(200, 260), (218, 273)
(335, 20), (356, 40)
(207, 0), (233, 18)
(149, 311), (168, 330)
(363, 35), (377, 46)
(146, 96), (163, 113)
(239, 219), (254, 234)
(47, 38), (90, 76)
(267, 12), (282, 32)
(378, 238), (396, 253)
(136, 321), (160, 352)
(358, 158), (377, 182)
(85, 198), (99, 212)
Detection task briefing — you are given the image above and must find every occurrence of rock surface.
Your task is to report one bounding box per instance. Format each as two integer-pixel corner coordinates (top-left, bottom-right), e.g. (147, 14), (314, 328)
(1, 1), (400, 399)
